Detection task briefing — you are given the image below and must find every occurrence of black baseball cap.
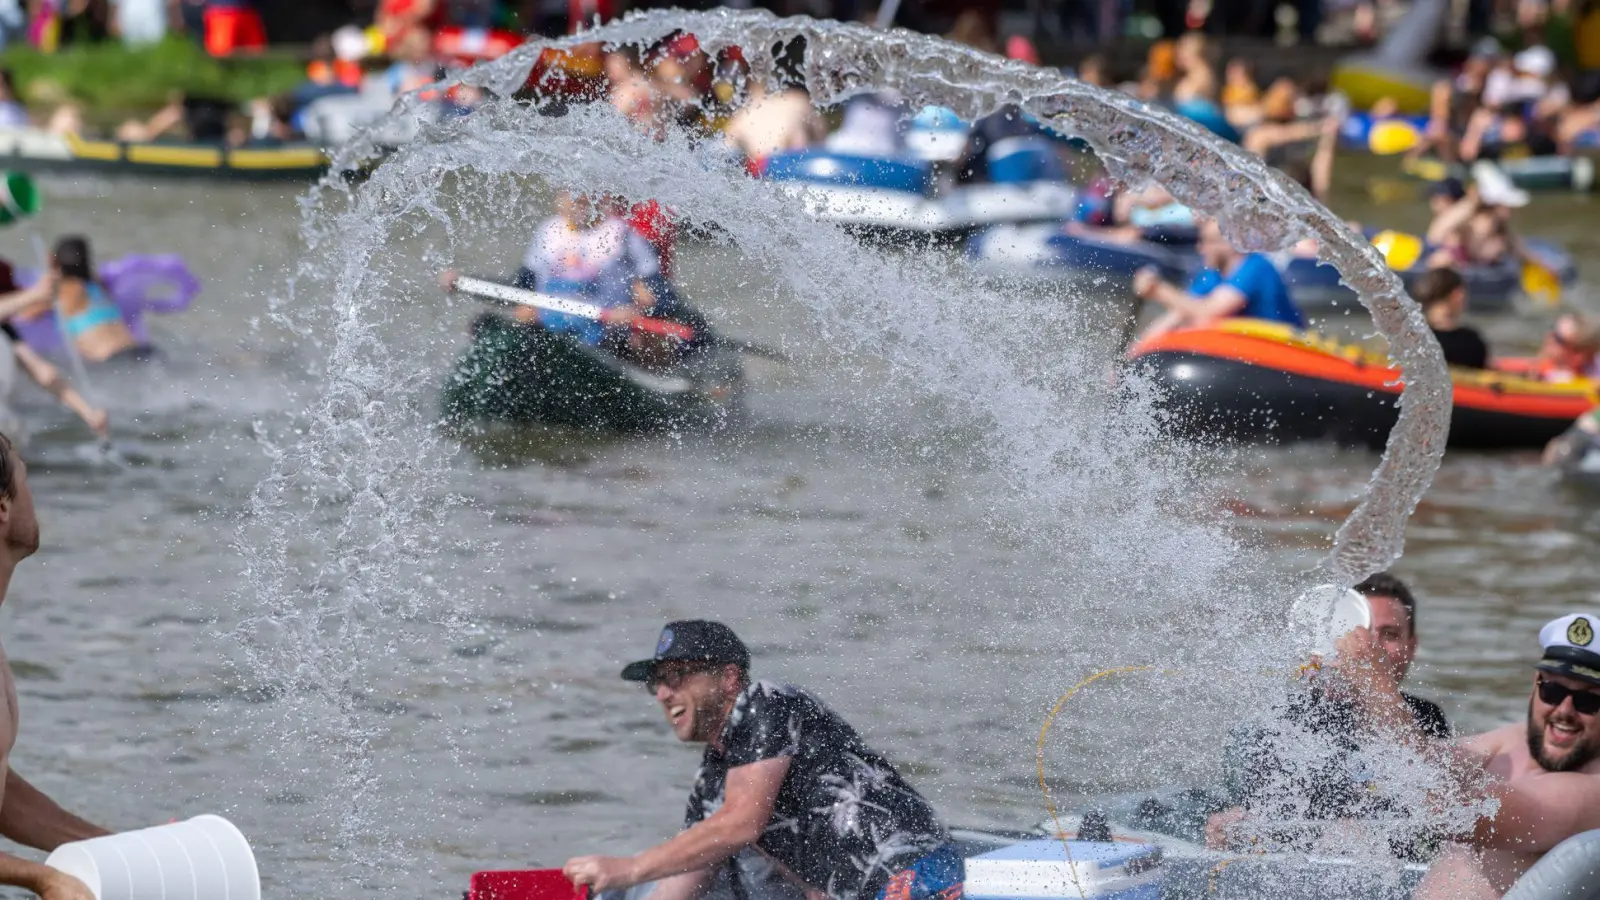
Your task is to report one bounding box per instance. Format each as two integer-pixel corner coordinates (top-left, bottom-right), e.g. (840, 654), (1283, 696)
(621, 620), (751, 682)
(1430, 177), (1467, 201)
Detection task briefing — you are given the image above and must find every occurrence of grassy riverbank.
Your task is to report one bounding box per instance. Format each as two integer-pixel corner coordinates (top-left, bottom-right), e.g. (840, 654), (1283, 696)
(1, 38), (306, 116)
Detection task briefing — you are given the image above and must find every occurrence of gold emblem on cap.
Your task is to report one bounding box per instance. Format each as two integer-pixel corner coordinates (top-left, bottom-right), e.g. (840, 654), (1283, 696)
(1569, 617), (1595, 647)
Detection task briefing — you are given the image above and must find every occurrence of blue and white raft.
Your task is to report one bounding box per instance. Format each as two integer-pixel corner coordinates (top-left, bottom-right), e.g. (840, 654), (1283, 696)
(967, 223), (1199, 284)
(761, 149), (1078, 237)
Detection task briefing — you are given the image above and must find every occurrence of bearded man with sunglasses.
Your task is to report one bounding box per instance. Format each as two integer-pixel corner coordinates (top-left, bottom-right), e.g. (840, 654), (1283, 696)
(563, 620), (960, 900)
(1336, 612), (1600, 899)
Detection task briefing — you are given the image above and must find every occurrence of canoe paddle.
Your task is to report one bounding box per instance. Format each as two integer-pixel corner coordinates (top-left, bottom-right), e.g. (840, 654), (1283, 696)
(452, 275), (792, 363)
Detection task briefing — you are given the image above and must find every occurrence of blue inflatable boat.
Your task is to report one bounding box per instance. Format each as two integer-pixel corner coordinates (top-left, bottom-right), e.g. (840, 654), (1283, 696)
(968, 223), (1200, 283)
(762, 149), (940, 233)
(1278, 237), (1576, 314)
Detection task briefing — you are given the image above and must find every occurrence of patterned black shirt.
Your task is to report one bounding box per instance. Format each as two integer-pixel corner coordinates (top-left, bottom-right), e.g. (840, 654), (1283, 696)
(685, 682), (948, 900)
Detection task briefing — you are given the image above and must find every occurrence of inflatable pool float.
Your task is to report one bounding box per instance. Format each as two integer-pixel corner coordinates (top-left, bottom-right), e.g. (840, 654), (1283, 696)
(0, 128), (328, 182)
(12, 254), (199, 352)
(1329, 0), (1447, 113)
(439, 312), (743, 431)
(1278, 237), (1575, 314)
(938, 180), (1079, 231)
(1401, 155), (1598, 193)
(1128, 318), (1597, 449)
(967, 222), (1200, 283)
(905, 106), (968, 162)
(1174, 99), (1240, 143)
(1339, 113), (1430, 152)
(761, 149), (942, 234)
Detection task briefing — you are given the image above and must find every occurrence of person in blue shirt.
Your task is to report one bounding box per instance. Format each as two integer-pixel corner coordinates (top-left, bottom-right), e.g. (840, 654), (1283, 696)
(1132, 218), (1303, 340)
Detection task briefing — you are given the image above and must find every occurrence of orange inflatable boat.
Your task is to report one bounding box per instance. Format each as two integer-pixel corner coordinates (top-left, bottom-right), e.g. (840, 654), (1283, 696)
(1127, 319), (1598, 449)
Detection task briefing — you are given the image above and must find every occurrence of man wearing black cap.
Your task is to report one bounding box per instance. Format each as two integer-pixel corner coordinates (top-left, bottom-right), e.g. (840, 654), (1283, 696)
(563, 621), (960, 900)
(1336, 613), (1600, 899)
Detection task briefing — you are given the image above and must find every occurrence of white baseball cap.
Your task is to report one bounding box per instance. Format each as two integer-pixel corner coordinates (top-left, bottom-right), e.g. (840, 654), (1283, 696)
(1471, 160), (1531, 208)
(1537, 613), (1600, 685)
(1513, 45), (1556, 78)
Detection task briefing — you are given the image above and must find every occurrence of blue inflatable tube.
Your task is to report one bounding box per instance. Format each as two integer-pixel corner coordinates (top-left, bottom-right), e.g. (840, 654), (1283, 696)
(1339, 112), (1430, 150)
(1280, 236), (1577, 314)
(1041, 229), (1199, 282)
(762, 150), (931, 195)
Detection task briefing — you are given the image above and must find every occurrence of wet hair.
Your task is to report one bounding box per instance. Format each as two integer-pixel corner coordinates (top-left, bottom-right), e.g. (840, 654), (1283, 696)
(0, 431), (14, 499)
(52, 235), (92, 281)
(1413, 267), (1465, 308)
(1355, 571), (1417, 632)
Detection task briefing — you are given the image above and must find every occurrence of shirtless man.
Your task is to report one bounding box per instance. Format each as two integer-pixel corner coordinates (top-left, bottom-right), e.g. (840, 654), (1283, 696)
(0, 432), (110, 899)
(1337, 612), (1600, 899)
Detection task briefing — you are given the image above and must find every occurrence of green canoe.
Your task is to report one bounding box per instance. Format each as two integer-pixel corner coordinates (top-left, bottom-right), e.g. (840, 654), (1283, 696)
(1401, 154), (1597, 192)
(440, 314), (744, 431)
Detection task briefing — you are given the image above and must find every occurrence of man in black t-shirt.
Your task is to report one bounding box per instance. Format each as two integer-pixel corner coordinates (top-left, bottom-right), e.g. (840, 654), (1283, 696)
(1206, 572), (1451, 854)
(563, 621), (960, 900)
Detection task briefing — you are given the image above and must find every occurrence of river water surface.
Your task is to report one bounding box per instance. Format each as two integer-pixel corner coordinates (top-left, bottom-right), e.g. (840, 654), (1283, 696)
(0, 149), (1595, 897)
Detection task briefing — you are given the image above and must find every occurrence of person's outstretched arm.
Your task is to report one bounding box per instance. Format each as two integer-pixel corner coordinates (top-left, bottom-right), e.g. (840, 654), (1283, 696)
(0, 279), (54, 323)
(10, 344), (108, 439)
(0, 768), (109, 851)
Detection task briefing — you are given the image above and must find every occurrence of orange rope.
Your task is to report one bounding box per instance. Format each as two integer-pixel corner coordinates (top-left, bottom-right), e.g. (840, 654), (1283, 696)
(1036, 666), (1156, 900)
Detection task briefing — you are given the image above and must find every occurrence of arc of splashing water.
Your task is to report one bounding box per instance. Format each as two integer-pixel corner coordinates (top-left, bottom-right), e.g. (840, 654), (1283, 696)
(323, 9), (1451, 585)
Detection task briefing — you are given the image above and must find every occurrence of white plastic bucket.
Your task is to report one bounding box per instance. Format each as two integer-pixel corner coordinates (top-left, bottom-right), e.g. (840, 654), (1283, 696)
(44, 814), (259, 900)
(1289, 583), (1373, 660)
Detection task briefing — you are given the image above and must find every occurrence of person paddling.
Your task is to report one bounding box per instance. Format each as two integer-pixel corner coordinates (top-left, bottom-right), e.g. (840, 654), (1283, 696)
(563, 621), (961, 900)
(443, 189), (711, 368)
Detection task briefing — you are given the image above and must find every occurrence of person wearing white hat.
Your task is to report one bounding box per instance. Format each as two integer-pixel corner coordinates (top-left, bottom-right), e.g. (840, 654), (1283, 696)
(1205, 573), (1449, 853)
(1463, 43), (1569, 163)
(1335, 612), (1600, 900)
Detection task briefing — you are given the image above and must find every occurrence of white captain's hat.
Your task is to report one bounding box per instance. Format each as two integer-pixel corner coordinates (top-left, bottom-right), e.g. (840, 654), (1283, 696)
(1537, 614), (1600, 685)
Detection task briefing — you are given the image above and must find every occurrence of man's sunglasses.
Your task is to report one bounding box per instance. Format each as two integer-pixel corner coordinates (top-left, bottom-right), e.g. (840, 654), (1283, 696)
(644, 663), (719, 694)
(1537, 676), (1600, 715)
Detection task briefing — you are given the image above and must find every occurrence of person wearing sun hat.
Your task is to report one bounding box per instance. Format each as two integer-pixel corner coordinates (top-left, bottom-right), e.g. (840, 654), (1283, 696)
(1334, 612), (1600, 899)
(563, 621), (960, 900)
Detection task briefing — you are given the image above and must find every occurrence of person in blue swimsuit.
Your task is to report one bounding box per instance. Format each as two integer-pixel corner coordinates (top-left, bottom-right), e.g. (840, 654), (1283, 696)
(1132, 218), (1303, 340)
(49, 237), (154, 365)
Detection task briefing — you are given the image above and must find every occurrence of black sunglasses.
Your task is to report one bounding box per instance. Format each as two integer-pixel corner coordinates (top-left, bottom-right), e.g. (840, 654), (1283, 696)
(644, 663), (718, 694)
(1537, 676), (1600, 715)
